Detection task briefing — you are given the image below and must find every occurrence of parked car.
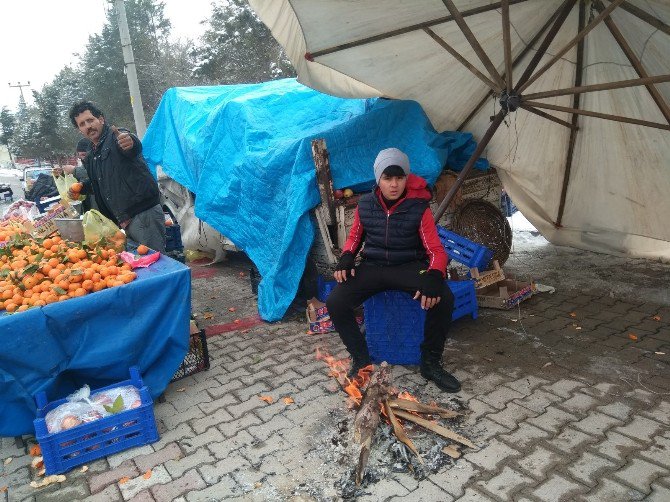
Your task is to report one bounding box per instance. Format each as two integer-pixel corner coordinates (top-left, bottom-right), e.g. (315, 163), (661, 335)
(22, 167), (54, 198)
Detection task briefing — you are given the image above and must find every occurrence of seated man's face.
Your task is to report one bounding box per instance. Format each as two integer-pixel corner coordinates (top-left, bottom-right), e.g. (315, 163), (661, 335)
(379, 174), (407, 201)
(53, 167), (64, 178)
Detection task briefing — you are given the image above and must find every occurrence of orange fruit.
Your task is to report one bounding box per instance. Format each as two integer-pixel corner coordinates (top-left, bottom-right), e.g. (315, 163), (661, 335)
(137, 245), (150, 255)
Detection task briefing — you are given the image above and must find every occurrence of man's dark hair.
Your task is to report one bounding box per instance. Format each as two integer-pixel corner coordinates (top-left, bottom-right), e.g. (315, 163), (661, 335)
(69, 101), (104, 128)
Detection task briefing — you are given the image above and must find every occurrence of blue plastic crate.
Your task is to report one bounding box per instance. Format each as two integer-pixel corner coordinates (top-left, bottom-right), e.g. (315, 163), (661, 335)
(437, 226), (493, 270)
(317, 275), (337, 302)
(363, 280), (478, 365)
(34, 367), (159, 475)
(165, 223), (183, 253)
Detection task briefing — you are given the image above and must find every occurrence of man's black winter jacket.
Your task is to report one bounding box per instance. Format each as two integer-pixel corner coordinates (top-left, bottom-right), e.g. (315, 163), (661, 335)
(82, 124), (160, 224)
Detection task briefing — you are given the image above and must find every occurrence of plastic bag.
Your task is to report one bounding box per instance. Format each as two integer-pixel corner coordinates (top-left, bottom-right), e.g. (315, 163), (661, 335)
(45, 385), (104, 433)
(1, 199), (40, 222)
(53, 172), (85, 203)
(82, 209), (126, 251)
(44, 384), (142, 433)
(91, 386), (141, 410)
(119, 251), (161, 269)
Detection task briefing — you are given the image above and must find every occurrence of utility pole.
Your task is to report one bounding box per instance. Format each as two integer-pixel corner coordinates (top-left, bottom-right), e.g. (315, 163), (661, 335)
(114, 0), (147, 139)
(8, 81), (31, 101)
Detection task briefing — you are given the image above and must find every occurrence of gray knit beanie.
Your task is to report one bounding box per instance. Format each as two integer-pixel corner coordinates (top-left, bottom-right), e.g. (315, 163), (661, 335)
(373, 148), (410, 184)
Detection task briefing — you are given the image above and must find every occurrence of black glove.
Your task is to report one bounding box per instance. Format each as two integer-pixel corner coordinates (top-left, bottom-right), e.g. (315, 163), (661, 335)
(336, 252), (355, 273)
(420, 269), (444, 298)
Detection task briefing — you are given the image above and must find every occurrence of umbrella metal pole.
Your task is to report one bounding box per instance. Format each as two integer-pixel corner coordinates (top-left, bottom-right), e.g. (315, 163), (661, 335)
(433, 109), (507, 222)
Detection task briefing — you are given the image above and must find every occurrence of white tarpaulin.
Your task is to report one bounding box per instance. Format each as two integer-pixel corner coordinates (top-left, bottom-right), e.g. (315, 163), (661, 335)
(250, 0), (670, 261)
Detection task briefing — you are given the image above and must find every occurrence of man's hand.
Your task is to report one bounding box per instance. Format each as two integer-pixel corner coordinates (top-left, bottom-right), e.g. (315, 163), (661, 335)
(334, 252), (356, 283)
(413, 269), (443, 310)
(62, 165), (75, 175)
(112, 125), (134, 151)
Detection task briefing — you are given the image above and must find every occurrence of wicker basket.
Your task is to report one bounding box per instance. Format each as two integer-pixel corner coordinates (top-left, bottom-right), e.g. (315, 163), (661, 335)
(452, 199), (512, 266)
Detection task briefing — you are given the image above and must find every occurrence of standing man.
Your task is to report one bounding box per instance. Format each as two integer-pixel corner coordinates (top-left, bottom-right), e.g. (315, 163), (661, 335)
(68, 101), (165, 252)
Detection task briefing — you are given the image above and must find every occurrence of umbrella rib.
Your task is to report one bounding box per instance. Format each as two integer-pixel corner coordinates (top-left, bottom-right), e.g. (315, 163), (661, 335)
(514, 0), (577, 92)
(307, 0), (531, 59)
(458, 5), (565, 131)
(423, 28), (500, 92)
(524, 101), (670, 131)
(501, 0), (513, 94)
(556, 1), (587, 228)
(434, 110), (507, 222)
(441, 0), (506, 91)
(517, 0), (626, 94)
(594, 0), (670, 125)
(520, 104), (577, 129)
(522, 74), (670, 101)
(613, 0), (670, 37)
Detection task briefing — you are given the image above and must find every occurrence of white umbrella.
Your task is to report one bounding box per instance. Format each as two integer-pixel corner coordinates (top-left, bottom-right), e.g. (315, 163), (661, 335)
(249, 0), (670, 261)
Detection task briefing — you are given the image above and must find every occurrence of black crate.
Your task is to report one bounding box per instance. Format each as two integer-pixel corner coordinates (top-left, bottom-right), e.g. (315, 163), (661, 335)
(171, 323), (210, 382)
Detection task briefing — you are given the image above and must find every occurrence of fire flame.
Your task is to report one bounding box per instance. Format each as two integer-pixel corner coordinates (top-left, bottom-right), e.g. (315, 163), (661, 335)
(316, 348), (373, 406)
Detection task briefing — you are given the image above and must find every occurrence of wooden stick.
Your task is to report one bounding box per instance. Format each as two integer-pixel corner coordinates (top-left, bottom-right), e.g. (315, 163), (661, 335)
(393, 409), (477, 449)
(388, 398), (461, 418)
(520, 103), (578, 130)
(441, 0), (506, 90)
(594, 0), (670, 125)
(522, 74), (670, 101)
(458, 2), (564, 131)
(442, 445), (462, 459)
(517, 0), (625, 93)
(524, 101), (670, 131)
(514, 0), (577, 92)
(354, 362), (391, 485)
(384, 400), (424, 464)
(616, 0), (670, 37)
(501, 0), (513, 94)
(424, 28), (500, 92)
(555, 0), (586, 228)
(311, 139), (336, 226)
(308, 0), (531, 59)
(434, 109), (506, 222)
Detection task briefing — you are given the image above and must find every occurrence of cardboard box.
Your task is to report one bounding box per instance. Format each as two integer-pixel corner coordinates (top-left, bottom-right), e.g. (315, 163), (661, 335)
(477, 279), (536, 309)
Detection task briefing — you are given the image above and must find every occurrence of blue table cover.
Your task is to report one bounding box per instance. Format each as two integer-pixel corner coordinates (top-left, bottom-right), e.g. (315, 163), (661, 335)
(0, 256), (190, 437)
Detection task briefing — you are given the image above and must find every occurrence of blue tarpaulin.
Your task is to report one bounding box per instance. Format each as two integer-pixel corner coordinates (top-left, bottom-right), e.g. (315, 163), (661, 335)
(0, 257), (190, 436)
(142, 79), (483, 321)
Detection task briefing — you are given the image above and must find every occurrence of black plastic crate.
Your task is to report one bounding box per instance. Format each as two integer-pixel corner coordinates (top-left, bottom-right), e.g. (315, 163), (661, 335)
(171, 322), (210, 382)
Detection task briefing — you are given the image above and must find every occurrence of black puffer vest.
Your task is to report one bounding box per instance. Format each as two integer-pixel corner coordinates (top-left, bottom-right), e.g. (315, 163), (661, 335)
(358, 191), (429, 266)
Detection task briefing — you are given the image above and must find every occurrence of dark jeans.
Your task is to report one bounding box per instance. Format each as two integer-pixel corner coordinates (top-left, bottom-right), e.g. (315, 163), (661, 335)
(326, 261), (455, 362)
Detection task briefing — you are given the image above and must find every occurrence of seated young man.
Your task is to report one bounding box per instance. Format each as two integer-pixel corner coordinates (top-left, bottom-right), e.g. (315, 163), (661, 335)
(326, 148), (460, 393)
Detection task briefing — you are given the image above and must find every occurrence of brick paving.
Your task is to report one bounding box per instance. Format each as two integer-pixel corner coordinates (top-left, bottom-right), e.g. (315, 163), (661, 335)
(1, 253), (668, 502)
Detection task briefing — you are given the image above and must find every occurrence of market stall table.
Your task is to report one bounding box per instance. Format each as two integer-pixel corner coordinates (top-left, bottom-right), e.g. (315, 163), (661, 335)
(0, 255), (190, 437)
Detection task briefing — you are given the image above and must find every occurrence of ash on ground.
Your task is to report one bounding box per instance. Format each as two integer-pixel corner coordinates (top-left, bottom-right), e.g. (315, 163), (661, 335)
(299, 388), (476, 500)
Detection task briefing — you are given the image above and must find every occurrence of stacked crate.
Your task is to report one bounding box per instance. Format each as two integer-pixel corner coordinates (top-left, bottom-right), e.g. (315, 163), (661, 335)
(437, 226), (535, 310)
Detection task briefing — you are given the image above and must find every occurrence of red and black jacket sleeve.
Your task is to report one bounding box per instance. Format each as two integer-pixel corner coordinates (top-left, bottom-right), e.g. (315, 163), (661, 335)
(342, 207), (365, 256)
(418, 208), (448, 276)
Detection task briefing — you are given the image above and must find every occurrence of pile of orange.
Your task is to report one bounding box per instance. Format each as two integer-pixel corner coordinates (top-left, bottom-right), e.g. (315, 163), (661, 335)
(0, 218), (29, 242)
(1, 234), (137, 314)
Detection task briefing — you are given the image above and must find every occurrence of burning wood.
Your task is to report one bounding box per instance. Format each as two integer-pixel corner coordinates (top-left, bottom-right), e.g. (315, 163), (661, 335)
(353, 362), (391, 485)
(316, 350), (475, 486)
(388, 398), (461, 419)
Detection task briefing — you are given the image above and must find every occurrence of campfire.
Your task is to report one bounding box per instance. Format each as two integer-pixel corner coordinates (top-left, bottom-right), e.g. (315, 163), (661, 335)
(316, 349), (476, 487)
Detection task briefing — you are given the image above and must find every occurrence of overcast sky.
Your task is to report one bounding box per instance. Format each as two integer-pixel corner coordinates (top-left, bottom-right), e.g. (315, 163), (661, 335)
(0, 0), (214, 110)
